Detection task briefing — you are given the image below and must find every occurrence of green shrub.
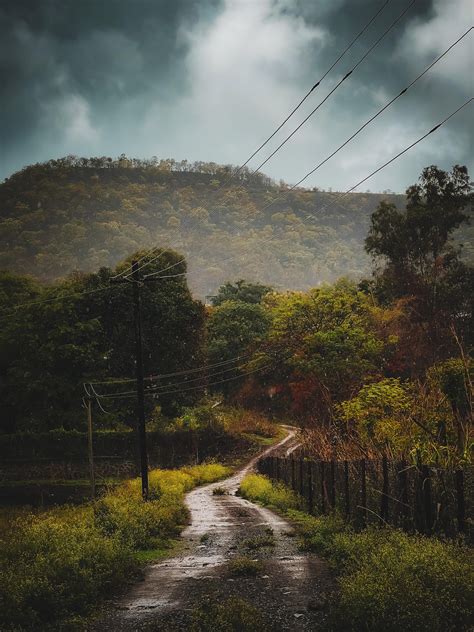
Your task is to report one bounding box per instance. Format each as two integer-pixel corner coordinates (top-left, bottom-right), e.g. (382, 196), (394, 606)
(190, 597), (269, 631)
(288, 511), (474, 632)
(242, 533), (275, 550)
(335, 530), (474, 632)
(0, 462), (229, 630)
(239, 473), (301, 511)
(227, 556), (263, 576)
(182, 462), (230, 485)
(286, 510), (347, 559)
(212, 486), (228, 495)
(0, 508), (133, 629)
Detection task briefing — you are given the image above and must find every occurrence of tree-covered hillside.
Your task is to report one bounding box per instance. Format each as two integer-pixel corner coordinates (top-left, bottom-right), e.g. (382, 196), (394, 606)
(1, 156), (471, 297)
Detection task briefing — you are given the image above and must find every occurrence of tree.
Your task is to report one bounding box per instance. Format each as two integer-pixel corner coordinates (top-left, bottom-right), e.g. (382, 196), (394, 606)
(253, 281), (391, 424)
(0, 250), (206, 432)
(339, 379), (415, 453)
(365, 165), (473, 364)
(366, 165), (471, 275)
(207, 300), (270, 394)
(211, 280), (273, 306)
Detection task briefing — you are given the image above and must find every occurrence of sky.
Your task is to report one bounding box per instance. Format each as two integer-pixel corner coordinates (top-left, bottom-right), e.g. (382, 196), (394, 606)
(0, 0), (472, 193)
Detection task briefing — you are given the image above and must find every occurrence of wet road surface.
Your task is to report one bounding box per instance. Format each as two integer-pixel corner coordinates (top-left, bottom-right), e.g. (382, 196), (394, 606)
(91, 429), (333, 631)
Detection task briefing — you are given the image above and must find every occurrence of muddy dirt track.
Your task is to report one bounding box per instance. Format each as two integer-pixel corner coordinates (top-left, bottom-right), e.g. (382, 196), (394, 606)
(90, 429), (333, 631)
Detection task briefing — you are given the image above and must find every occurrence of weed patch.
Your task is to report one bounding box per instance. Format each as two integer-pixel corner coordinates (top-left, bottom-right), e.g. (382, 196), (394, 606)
(239, 473), (301, 511)
(242, 474), (474, 632)
(227, 556), (263, 576)
(190, 596), (269, 631)
(242, 533), (275, 550)
(0, 462), (229, 630)
(212, 486), (227, 496)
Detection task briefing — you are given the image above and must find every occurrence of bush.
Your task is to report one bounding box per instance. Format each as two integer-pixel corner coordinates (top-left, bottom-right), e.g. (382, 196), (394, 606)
(239, 473), (301, 511)
(0, 508), (133, 629)
(182, 463), (230, 485)
(289, 511), (474, 632)
(246, 475), (474, 632)
(191, 597), (269, 631)
(335, 530), (474, 632)
(0, 462), (229, 630)
(227, 556), (263, 576)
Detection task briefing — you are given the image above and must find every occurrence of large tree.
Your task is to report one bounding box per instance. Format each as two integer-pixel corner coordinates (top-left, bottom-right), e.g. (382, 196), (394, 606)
(211, 280), (273, 306)
(0, 250), (206, 433)
(249, 280), (391, 424)
(365, 165), (473, 364)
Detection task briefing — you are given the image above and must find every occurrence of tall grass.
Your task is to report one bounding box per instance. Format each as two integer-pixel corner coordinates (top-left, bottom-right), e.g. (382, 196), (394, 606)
(240, 473), (474, 632)
(239, 473), (302, 512)
(0, 463), (229, 630)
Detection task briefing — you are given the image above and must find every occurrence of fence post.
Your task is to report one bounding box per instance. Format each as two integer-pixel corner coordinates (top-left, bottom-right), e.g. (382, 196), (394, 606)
(320, 461), (326, 514)
(307, 461), (314, 514)
(275, 456), (280, 481)
(398, 460), (409, 530)
(330, 460), (336, 510)
(291, 458), (296, 491)
(414, 455), (425, 533)
(360, 459), (367, 526)
(344, 460), (350, 518)
(455, 469), (466, 533)
(299, 459), (304, 498)
(422, 465), (433, 535)
(381, 456), (389, 524)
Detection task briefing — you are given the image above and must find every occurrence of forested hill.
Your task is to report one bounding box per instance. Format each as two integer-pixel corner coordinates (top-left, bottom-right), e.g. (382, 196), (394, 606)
(1, 155), (468, 298)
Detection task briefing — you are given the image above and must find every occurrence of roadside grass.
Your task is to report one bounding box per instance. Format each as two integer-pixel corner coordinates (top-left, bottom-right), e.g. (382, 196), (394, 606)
(189, 596), (270, 631)
(242, 532), (275, 550)
(227, 556), (263, 577)
(239, 473), (474, 632)
(212, 486), (228, 495)
(239, 472), (302, 512)
(0, 462), (229, 631)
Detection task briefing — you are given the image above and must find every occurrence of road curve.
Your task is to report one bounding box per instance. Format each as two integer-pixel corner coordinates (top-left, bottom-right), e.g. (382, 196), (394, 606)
(91, 427), (332, 631)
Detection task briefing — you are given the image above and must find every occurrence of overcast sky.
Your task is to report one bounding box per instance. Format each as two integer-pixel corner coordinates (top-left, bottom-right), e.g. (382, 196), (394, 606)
(0, 0), (472, 192)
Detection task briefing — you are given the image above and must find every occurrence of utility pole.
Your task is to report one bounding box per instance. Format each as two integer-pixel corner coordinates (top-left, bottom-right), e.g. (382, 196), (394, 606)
(86, 397), (96, 500)
(111, 260), (149, 500)
(132, 260), (149, 500)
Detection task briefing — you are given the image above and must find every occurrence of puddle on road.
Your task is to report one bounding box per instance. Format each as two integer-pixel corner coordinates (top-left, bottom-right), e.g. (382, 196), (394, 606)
(117, 429), (309, 621)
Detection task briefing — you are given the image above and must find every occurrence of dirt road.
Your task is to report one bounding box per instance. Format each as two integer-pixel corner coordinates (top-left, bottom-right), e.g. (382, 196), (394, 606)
(92, 429), (333, 631)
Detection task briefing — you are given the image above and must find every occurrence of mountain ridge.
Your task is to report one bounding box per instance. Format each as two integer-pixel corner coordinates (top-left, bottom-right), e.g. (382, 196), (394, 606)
(2, 156), (470, 297)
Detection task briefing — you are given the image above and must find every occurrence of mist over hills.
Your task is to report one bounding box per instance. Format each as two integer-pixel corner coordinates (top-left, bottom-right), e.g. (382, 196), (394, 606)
(1, 156), (471, 297)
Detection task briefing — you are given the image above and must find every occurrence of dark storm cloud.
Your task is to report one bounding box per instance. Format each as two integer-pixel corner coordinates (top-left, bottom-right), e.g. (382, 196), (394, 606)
(0, 0), (472, 191)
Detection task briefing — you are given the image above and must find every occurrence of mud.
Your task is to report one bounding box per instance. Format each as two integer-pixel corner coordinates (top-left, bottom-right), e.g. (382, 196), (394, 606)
(89, 428), (334, 631)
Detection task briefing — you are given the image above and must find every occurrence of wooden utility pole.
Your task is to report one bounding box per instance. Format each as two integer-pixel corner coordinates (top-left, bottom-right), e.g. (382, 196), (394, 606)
(86, 397), (96, 500)
(132, 260), (149, 500)
(111, 260), (149, 500)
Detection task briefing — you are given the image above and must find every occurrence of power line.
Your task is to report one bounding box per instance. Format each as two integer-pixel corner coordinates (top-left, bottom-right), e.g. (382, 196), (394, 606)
(0, 253), (189, 319)
(140, 0), (419, 282)
(317, 97), (473, 205)
(110, 246), (161, 280)
(251, 0), (418, 176)
(93, 363), (270, 400)
(188, 96), (473, 273)
(92, 360), (255, 398)
(255, 28), (473, 211)
(0, 284), (115, 318)
(215, 0), (392, 189)
(89, 354), (251, 385)
(123, 248), (170, 278)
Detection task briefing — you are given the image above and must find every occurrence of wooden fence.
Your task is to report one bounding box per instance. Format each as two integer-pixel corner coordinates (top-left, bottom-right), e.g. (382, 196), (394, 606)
(257, 455), (472, 539)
